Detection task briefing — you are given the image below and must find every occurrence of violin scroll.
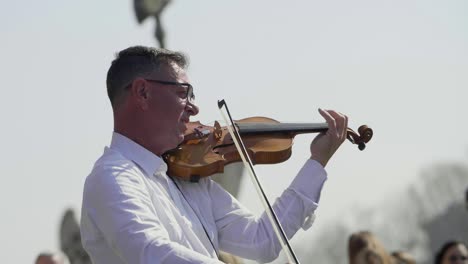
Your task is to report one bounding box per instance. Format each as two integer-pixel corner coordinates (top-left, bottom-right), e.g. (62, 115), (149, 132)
(346, 125), (373, 150)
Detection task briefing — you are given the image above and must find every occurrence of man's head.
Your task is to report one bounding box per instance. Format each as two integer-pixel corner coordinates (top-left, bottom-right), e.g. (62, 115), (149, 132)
(107, 46), (199, 155)
(106, 46), (188, 108)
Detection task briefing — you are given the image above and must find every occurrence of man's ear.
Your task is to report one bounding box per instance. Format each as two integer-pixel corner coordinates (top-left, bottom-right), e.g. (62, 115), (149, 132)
(130, 78), (150, 110)
(137, 85), (148, 99)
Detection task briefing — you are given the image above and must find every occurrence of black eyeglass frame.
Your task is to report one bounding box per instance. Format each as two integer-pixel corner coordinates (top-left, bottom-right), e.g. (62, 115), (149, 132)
(144, 79), (195, 102)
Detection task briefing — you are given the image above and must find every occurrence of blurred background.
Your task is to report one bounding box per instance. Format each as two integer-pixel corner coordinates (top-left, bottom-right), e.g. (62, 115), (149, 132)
(1, 0), (467, 263)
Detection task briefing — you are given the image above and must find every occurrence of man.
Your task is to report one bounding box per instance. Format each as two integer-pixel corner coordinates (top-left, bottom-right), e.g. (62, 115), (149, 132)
(81, 46), (348, 263)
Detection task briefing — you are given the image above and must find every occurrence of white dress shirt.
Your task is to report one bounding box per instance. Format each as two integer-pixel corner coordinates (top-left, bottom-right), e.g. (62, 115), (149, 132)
(81, 132), (327, 264)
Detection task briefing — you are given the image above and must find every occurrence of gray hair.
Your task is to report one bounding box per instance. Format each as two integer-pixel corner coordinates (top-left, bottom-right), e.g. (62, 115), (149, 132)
(106, 45), (188, 106)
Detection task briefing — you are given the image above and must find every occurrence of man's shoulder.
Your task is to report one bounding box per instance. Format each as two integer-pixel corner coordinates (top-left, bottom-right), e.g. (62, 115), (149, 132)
(94, 146), (131, 167)
(85, 147), (144, 186)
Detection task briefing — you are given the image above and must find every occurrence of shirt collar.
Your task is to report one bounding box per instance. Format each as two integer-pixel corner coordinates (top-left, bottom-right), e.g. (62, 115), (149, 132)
(110, 132), (167, 176)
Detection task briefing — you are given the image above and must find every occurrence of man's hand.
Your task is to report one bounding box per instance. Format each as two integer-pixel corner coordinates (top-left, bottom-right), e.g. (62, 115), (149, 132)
(310, 108), (348, 167)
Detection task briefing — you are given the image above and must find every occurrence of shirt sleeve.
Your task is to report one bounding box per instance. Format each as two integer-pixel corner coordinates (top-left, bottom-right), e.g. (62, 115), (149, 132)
(210, 159), (327, 262)
(81, 162), (224, 264)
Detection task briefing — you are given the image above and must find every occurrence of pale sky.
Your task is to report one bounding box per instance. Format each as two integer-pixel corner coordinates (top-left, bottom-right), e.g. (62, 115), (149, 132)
(1, 0), (467, 263)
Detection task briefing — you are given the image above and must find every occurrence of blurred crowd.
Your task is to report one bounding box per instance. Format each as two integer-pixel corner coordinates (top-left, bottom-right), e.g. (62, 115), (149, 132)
(33, 231), (467, 264)
(348, 231), (467, 264)
(34, 188), (468, 263)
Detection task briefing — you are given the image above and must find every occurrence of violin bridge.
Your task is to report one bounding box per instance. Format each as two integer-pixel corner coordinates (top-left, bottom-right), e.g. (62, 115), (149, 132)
(214, 121), (222, 141)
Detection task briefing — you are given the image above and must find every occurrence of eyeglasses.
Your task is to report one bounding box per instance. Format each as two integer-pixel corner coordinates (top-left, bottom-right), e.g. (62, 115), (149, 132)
(145, 79), (195, 102)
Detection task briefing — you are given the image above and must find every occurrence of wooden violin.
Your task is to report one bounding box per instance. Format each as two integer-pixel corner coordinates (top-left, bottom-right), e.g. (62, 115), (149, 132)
(163, 116), (373, 182)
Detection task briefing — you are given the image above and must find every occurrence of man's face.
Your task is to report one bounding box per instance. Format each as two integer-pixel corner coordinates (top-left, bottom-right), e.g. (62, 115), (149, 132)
(143, 62), (199, 153)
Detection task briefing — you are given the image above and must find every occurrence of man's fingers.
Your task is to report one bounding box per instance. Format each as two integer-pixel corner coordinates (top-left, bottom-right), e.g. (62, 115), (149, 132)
(328, 110), (348, 141)
(318, 108), (337, 135)
(320, 109), (348, 141)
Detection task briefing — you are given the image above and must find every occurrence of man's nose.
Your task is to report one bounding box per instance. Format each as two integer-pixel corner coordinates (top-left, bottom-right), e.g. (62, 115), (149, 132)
(186, 100), (199, 116)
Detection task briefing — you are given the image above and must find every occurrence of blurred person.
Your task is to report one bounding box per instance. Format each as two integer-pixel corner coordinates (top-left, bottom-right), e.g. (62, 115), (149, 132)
(80, 46), (350, 263)
(434, 241), (468, 264)
(391, 251), (416, 264)
(35, 252), (69, 264)
(465, 188), (467, 211)
(348, 231), (393, 264)
(59, 209), (91, 264)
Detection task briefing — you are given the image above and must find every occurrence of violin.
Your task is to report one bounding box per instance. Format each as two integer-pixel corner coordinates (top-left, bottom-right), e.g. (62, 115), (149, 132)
(163, 116), (373, 182)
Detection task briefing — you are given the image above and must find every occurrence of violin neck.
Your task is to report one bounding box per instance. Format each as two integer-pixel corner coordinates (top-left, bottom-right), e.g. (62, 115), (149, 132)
(236, 122), (328, 135)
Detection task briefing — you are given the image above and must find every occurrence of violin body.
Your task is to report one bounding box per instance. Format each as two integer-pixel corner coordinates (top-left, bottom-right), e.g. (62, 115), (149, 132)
(164, 117), (295, 182)
(164, 116), (373, 182)
(163, 117), (373, 182)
